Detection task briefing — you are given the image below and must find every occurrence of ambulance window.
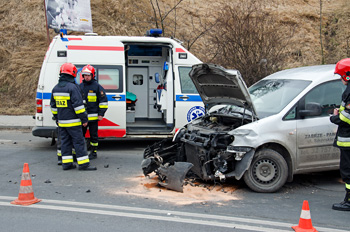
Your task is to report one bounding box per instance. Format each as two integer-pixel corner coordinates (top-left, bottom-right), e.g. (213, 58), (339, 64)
(76, 65), (123, 93)
(133, 75), (143, 85)
(97, 66), (123, 93)
(179, 67), (198, 94)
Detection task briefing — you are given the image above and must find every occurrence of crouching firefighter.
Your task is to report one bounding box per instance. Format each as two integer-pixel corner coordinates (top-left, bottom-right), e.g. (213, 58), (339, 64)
(50, 63), (97, 171)
(79, 64), (108, 160)
(330, 58), (350, 211)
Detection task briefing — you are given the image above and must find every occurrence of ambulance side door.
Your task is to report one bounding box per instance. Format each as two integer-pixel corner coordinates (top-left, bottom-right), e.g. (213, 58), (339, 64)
(67, 38), (126, 138)
(76, 65), (126, 138)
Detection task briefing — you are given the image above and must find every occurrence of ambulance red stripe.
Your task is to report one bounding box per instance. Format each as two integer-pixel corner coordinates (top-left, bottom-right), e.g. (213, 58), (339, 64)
(67, 45), (124, 51)
(68, 38), (83, 41)
(85, 129), (126, 138)
(176, 48), (186, 53)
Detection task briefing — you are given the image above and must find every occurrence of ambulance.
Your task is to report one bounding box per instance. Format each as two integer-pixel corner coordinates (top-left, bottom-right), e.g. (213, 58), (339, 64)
(32, 29), (205, 139)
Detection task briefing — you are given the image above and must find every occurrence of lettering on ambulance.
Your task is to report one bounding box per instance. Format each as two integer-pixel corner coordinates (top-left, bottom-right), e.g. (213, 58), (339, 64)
(187, 106), (205, 122)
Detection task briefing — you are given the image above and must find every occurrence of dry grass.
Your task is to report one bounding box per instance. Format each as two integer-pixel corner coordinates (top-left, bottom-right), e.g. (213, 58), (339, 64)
(0, 0), (349, 114)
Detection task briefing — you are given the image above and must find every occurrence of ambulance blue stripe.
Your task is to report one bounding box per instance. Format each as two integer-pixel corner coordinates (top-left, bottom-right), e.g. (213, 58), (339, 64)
(107, 95), (126, 101)
(36, 92), (52, 99)
(37, 92), (125, 101)
(176, 95), (202, 101)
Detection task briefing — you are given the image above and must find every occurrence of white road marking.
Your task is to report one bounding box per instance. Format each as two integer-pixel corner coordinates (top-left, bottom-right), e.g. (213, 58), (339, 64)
(0, 196), (347, 232)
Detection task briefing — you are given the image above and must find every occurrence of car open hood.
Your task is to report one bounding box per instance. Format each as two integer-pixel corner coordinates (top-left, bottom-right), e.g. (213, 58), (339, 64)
(189, 63), (257, 115)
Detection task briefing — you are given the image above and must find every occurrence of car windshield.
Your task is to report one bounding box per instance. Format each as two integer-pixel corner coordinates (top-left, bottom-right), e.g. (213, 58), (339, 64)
(249, 79), (311, 118)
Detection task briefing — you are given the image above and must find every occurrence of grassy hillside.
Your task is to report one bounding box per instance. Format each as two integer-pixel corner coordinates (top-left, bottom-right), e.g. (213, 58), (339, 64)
(0, 0), (349, 114)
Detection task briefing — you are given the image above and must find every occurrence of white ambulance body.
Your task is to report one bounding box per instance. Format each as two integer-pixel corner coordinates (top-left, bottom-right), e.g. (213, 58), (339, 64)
(32, 30), (205, 139)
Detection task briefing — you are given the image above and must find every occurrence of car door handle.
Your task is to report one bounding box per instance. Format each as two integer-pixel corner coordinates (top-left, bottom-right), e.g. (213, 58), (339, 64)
(180, 95), (189, 100)
(112, 95), (122, 100)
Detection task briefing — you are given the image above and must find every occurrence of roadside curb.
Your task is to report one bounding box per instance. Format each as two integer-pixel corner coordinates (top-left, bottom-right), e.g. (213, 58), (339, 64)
(0, 115), (35, 130)
(0, 126), (33, 130)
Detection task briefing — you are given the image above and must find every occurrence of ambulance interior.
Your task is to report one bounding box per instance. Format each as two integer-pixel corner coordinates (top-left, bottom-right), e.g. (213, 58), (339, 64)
(125, 44), (173, 134)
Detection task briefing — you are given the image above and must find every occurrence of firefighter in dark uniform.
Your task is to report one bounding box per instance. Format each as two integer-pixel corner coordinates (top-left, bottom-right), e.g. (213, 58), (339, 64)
(79, 64), (108, 159)
(330, 58), (350, 211)
(50, 63), (96, 171)
(56, 127), (76, 165)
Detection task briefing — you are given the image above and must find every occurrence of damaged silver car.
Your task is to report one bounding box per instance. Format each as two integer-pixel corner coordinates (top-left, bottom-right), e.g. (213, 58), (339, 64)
(142, 63), (343, 193)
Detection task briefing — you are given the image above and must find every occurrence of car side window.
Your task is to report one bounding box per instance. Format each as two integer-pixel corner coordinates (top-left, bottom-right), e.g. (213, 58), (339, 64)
(285, 105), (296, 120)
(300, 80), (345, 118)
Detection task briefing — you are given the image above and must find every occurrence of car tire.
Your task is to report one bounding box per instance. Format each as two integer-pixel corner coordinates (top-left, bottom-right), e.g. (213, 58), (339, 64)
(243, 148), (288, 193)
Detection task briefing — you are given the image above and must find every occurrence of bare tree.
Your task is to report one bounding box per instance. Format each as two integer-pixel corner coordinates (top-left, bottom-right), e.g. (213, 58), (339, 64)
(149, 0), (183, 36)
(320, 0), (325, 64)
(140, 0), (215, 52)
(207, 0), (295, 85)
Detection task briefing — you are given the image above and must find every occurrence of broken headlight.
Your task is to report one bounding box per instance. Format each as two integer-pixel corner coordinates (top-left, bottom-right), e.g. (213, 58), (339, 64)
(226, 146), (253, 161)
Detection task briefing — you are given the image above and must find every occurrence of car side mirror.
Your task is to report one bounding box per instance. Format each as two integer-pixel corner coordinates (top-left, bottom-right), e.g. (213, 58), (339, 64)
(299, 102), (322, 117)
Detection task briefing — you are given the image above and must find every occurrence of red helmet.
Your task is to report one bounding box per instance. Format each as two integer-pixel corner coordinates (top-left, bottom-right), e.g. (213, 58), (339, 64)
(335, 58), (350, 82)
(60, 63), (77, 78)
(81, 64), (96, 79)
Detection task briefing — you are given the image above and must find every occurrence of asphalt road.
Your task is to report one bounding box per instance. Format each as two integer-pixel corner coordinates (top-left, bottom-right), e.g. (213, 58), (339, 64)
(0, 129), (348, 232)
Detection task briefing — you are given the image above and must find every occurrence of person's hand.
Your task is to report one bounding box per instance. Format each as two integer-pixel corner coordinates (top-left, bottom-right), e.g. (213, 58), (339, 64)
(333, 108), (339, 115)
(98, 116), (103, 121)
(83, 122), (88, 127)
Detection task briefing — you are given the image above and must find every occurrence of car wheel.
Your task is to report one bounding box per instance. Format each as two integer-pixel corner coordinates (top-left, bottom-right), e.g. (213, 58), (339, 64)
(243, 148), (288, 193)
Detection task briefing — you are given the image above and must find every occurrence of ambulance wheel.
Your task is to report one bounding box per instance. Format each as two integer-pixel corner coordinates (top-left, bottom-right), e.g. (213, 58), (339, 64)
(243, 148), (288, 193)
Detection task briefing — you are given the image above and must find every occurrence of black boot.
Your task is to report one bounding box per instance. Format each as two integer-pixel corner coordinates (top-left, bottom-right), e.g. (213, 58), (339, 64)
(57, 160), (62, 165)
(79, 165), (97, 171)
(89, 145), (98, 160)
(63, 164), (76, 170)
(89, 151), (97, 160)
(332, 190), (350, 211)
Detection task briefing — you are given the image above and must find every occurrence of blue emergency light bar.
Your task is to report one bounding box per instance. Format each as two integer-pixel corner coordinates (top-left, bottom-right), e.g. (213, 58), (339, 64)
(146, 29), (162, 37)
(60, 29), (68, 35)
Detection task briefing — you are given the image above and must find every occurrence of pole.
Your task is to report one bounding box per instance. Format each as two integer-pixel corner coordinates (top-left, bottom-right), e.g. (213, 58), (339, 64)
(43, 0), (51, 45)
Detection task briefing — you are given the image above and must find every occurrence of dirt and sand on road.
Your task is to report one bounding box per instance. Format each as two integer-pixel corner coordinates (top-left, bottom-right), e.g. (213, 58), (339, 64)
(112, 175), (241, 205)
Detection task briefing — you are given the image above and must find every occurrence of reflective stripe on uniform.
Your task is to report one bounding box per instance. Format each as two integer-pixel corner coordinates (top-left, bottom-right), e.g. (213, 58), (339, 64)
(90, 142), (98, 147)
(346, 183), (350, 190)
(53, 92), (70, 100)
(88, 113), (98, 121)
(74, 105), (86, 114)
(88, 93), (97, 102)
(58, 119), (82, 127)
(337, 136), (350, 147)
(62, 155), (74, 163)
(340, 110), (350, 125)
(57, 149), (62, 157)
(51, 108), (58, 114)
(77, 155), (89, 165)
(99, 102), (108, 109)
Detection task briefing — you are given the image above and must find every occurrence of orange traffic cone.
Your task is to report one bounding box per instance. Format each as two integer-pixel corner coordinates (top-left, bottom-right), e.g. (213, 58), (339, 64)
(11, 163), (41, 206)
(292, 200), (318, 232)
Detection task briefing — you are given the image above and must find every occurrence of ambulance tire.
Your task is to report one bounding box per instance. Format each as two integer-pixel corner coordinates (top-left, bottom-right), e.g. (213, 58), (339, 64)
(243, 148), (288, 193)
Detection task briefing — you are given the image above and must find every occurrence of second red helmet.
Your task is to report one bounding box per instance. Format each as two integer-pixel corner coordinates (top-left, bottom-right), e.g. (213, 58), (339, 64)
(81, 64), (96, 79)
